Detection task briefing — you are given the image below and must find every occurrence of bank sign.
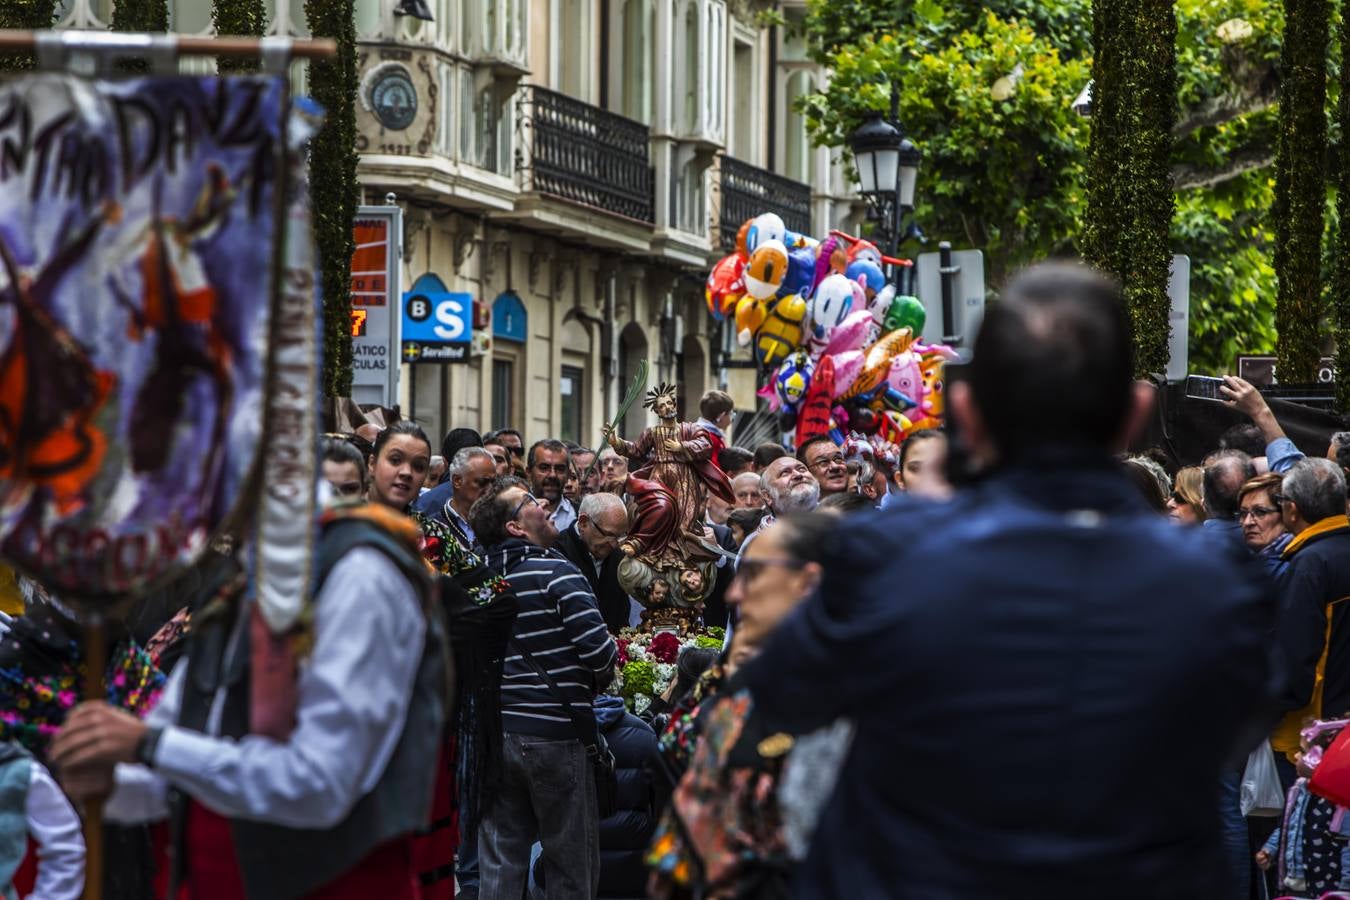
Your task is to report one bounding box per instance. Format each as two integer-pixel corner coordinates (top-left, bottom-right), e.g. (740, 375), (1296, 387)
(349, 206), (402, 407)
(402, 273), (472, 363)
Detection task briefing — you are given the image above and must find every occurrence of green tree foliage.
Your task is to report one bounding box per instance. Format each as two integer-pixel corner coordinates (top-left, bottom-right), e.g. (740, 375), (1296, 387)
(1082, 0), (1177, 375)
(0, 0), (58, 71)
(111, 0), (169, 73)
(798, 0), (1287, 375)
(213, 0), (267, 74)
(1337, 7), (1350, 409)
(1275, 0), (1330, 383)
(305, 0), (359, 397)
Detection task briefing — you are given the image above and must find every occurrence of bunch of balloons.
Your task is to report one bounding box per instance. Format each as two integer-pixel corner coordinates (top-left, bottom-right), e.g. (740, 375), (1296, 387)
(705, 211), (954, 448)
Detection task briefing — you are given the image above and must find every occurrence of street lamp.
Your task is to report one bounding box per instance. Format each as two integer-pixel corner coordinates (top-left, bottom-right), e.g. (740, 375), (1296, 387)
(849, 102), (922, 292)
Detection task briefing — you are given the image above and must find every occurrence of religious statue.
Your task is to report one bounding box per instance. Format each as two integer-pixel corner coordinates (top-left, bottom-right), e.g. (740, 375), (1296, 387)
(603, 382), (733, 617)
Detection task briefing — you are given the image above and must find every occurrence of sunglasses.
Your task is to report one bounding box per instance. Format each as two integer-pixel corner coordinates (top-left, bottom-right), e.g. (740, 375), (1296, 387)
(511, 492), (540, 520)
(507, 446), (525, 457)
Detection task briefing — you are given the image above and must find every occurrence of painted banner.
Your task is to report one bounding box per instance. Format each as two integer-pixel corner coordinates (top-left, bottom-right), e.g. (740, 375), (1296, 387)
(0, 73), (286, 603)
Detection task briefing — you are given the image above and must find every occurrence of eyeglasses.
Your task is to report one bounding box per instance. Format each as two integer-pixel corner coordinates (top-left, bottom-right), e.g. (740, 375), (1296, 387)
(809, 454), (846, 469)
(532, 462), (569, 475)
(1236, 507), (1280, 521)
(599, 457), (627, 469)
(734, 557), (805, 583)
(583, 516), (627, 541)
(510, 492), (540, 520)
(1273, 493), (1288, 505)
(507, 446), (525, 457)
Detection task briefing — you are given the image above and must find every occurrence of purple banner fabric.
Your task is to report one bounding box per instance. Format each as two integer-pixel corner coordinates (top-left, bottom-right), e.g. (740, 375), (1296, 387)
(0, 74), (285, 602)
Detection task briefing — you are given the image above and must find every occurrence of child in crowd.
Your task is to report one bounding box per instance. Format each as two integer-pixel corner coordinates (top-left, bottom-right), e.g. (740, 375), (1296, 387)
(1258, 719), (1350, 896)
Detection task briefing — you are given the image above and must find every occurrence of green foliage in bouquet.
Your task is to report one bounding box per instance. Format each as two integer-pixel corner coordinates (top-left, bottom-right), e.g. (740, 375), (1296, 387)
(620, 661), (657, 701)
(694, 635), (724, 651)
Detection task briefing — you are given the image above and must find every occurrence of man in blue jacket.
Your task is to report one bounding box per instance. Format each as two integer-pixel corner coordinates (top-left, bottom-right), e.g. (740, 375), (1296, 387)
(742, 263), (1276, 899)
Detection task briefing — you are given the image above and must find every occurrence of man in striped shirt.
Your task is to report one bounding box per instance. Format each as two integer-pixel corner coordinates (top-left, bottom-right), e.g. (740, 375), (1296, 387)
(472, 476), (618, 900)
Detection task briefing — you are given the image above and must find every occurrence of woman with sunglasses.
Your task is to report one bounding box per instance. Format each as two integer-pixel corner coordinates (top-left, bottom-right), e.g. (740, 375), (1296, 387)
(1166, 467), (1207, 525)
(1236, 472), (1292, 573)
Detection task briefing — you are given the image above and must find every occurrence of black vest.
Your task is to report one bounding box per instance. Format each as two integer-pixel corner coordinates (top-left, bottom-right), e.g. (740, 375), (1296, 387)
(171, 517), (450, 900)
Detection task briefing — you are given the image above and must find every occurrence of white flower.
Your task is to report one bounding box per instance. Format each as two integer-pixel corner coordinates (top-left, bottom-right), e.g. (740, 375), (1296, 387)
(634, 694), (652, 716)
(1216, 18), (1253, 43)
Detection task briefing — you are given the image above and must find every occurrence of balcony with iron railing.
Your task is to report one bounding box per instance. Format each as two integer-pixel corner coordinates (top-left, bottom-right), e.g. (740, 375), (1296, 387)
(719, 155), (812, 249)
(516, 85), (655, 224)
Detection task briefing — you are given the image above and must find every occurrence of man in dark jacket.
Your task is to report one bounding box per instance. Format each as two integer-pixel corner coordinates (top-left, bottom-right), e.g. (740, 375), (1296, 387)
(554, 492), (632, 633)
(473, 477), (618, 900)
(1271, 456), (1350, 763)
(742, 263), (1275, 899)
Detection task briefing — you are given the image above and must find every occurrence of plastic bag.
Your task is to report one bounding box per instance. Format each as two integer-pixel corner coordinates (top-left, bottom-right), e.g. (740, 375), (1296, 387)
(1241, 739), (1286, 817)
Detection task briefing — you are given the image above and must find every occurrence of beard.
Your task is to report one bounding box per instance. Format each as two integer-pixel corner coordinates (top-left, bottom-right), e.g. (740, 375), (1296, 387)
(535, 476), (562, 501)
(769, 480), (820, 515)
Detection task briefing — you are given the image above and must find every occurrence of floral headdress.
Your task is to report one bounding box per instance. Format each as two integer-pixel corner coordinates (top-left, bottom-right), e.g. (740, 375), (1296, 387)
(643, 382), (678, 411)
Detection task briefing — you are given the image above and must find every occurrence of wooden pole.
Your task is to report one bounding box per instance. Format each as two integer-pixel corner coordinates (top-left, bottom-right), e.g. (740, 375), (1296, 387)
(0, 30), (336, 59)
(81, 619), (107, 900)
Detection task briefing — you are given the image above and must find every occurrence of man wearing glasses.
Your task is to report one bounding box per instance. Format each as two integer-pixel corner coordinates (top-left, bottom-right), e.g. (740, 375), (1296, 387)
(554, 492), (633, 633)
(471, 477), (616, 900)
(797, 436), (849, 499)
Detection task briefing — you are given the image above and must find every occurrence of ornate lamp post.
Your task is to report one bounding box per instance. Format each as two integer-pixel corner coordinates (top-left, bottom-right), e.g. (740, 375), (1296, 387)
(849, 92), (922, 293)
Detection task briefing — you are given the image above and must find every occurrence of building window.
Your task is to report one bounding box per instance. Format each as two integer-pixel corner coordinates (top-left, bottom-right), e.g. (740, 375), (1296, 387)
(559, 365), (584, 444)
(618, 0), (653, 123)
(492, 359), (515, 430)
(682, 3), (698, 133)
(731, 40), (755, 161)
(555, 0), (591, 100)
(783, 70), (815, 184)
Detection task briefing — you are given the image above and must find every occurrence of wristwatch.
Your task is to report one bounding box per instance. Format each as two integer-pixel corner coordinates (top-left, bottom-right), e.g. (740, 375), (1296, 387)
(136, 726), (164, 768)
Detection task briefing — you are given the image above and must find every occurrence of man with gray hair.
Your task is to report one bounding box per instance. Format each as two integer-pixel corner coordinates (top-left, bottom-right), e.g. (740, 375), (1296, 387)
(760, 456), (821, 519)
(443, 447), (497, 551)
(553, 492), (632, 633)
(1271, 456), (1350, 768)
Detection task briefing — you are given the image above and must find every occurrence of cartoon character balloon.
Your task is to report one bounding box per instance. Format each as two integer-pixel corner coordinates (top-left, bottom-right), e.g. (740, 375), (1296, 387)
(744, 213), (786, 255)
(773, 351), (814, 413)
(884, 294), (927, 335)
(744, 239), (789, 300)
(705, 254), (745, 320)
(806, 274), (857, 347)
(755, 292), (808, 368)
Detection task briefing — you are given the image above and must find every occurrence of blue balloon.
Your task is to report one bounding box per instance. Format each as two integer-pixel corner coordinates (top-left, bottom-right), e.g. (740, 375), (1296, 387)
(846, 259), (887, 294)
(777, 247), (818, 299)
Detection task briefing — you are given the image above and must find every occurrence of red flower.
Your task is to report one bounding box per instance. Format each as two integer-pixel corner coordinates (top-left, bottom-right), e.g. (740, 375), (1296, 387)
(617, 638), (630, 666)
(649, 632), (680, 664)
(420, 536), (442, 562)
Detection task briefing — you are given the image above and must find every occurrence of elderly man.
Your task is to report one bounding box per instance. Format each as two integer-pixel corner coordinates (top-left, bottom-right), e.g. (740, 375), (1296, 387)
(760, 455), (821, 523)
(742, 263), (1273, 899)
(440, 447), (497, 551)
(1270, 457), (1350, 766)
(1201, 449), (1257, 551)
(553, 492), (632, 633)
(732, 471), (765, 509)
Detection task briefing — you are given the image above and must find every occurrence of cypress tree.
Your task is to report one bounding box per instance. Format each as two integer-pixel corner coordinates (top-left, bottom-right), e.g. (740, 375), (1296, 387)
(213, 0), (267, 74)
(111, 0), (169, 73)
(305, 0), (359, 397)
(1277, 0), (1330, 385)
(1335, 2), (1350, 408)
(1082, 0), (1178, 377)
(0, 0), (58, 71)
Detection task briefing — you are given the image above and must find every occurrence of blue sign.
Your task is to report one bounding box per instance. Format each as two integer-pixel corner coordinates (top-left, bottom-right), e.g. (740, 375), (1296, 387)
(402, 273), (472, 364)
(492, 291), (527, 343)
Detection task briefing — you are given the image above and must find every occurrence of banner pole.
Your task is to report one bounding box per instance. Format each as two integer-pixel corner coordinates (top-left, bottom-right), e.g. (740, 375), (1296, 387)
(80, 617), (107, 900)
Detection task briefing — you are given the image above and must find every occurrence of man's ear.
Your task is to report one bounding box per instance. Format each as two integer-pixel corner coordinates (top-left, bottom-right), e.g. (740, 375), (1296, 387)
(950, 382), (995, 467)
(505, 519), (527, 539)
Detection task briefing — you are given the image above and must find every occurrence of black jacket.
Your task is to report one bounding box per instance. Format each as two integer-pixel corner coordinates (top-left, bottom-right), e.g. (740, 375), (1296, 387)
(595, 694), (659, 897)
(744, 451), (1276, 899)
(554, 524), (631, 634)
(1273, 515), (1350, 756)
(701, 523), (737, 631)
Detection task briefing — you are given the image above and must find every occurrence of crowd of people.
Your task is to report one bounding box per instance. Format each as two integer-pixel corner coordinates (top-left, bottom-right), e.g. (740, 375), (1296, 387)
(2, 261), (1349, 899)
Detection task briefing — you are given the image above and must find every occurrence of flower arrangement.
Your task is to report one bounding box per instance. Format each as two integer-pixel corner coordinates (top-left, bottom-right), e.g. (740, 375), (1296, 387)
(611, 626), (724, 714)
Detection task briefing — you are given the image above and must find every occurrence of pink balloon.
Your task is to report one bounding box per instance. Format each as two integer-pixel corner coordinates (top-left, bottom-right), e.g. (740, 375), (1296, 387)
(824, 309), (874, 357)
(830, 350), (866, 398)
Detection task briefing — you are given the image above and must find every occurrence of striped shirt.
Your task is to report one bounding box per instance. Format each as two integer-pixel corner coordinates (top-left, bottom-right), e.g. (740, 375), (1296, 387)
(487, 539), (618, 739)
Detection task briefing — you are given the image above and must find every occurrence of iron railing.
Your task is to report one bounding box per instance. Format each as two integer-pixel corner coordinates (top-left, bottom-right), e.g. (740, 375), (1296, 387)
(719, 155), (812, 249)
(517, 85), (655, 224)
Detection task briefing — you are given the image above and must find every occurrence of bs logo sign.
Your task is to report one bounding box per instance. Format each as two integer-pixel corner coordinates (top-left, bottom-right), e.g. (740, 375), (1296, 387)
(402, 274), (472, 363)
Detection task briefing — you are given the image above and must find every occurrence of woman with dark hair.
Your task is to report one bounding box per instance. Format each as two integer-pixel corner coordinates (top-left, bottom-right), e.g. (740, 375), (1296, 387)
(363, 422), (517, 900)
(1121, 458), (1168, 513)
(321, 436), (367, 500)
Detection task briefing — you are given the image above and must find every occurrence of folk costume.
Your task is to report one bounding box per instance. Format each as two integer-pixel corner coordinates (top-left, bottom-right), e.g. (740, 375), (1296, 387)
(103, 504), (451, 900)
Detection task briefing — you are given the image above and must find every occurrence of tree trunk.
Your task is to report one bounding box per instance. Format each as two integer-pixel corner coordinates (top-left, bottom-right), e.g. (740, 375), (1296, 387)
(305, 0), (358, 398)
(1082, 0), (1178, 377)
(213, 0), (267, 74)
(0, 0), (58, 71)
(1275, 0), (1329, 385)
